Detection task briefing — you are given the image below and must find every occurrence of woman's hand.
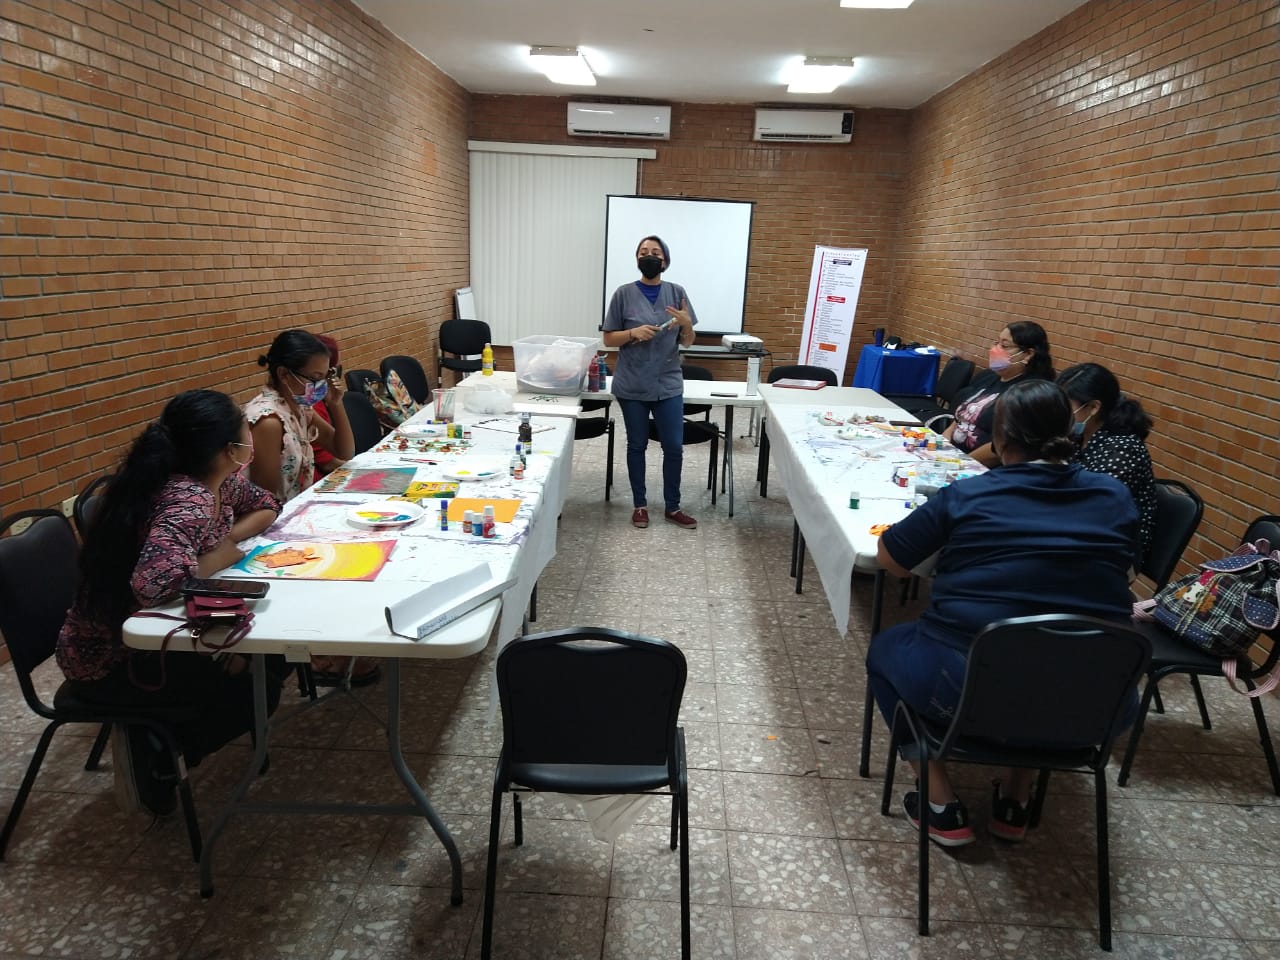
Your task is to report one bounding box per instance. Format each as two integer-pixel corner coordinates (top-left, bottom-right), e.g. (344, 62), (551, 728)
(196, 538), (245, 577)
(630, 324), (661, 343)
(665, 299), (693, 330)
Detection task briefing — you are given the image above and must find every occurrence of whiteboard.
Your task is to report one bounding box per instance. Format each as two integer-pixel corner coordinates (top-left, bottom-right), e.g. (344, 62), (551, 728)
(602, 196), (754, 336)
(455, 286), (476, 320)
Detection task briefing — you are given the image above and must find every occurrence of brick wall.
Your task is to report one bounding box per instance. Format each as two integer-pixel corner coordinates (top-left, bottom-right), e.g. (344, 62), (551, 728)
(892, 0), (1280, 563)
(470, 96), (912, 380)
(1, 0), (470, 517)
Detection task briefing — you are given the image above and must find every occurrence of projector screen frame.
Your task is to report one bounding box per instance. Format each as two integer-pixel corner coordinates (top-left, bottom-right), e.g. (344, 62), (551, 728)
(601, 194), (755, 337)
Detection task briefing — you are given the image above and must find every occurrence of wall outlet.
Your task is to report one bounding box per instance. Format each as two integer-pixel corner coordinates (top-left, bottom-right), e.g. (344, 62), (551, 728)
(9, 517), (34, 535)
(61, 496), (77, 518)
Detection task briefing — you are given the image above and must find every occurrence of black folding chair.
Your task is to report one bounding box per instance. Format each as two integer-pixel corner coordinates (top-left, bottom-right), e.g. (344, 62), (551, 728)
(344, 368), (381, 395)
(757, 365), (838, 497)
(437, 318), (492, 387)
(481, 627), (689, 960)
(379, 355), (431, 405)
(0, 510), (202, 862)
(72, 473), (112, 541)
(883, 356), (976, 421)
(881, 615), (1151, 952)
(343, 391), (385, 455)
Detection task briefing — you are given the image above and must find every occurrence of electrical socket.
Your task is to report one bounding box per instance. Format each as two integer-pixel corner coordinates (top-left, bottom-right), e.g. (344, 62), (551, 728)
(61, 496), (77, 518)
(9, 517), (34, 535)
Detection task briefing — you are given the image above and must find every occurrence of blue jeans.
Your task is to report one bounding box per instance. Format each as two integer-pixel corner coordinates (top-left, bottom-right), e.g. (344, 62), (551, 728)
(618, 394), (684, 513)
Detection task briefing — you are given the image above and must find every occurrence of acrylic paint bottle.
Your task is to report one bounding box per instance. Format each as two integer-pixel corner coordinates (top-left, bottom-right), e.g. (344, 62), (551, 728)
(482, 505), (496, 539)
(481, 342), (494, 376)
(462, 510), (473, 535)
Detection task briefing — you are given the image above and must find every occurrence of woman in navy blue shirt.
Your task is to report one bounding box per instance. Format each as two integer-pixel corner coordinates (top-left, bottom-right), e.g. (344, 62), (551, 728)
(867, 379), (1137, 846)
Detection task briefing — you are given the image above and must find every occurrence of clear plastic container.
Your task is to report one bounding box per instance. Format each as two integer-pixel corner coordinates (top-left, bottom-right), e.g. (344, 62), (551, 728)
(513, 335), (601, 395)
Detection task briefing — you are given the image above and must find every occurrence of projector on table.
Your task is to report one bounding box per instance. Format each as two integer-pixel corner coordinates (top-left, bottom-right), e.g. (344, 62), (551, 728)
(721, 334), (764, 353)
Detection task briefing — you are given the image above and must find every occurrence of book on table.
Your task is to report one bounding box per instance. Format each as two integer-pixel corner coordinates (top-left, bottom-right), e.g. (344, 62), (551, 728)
(773, 378), (827, 390)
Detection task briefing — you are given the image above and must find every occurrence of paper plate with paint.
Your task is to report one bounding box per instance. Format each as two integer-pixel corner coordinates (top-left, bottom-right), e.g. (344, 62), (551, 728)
(397, 422), (448, 438)
(442, 458), (506, 482)
(346, 500), (426, 528)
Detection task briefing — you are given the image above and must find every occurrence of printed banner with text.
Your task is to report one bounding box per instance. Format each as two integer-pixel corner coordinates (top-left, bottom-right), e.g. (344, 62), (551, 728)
(798, 246), (867, 384)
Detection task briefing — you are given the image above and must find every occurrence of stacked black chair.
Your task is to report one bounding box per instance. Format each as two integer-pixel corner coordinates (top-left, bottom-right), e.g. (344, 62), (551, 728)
(344, 368), (381, 395)
(379, 355), (431, 406)
(437, 318), (492, 388)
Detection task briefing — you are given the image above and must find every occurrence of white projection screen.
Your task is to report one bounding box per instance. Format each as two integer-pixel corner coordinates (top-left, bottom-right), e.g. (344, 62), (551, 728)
(602, 196), (754, 336)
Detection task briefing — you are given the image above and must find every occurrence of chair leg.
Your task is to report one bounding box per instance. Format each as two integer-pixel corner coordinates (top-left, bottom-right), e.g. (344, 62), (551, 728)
(790, 521), (799, 578)
(880, 722), (900, 816)
(795, 531), (806, 594)
(513, 792), (524, 846)
(480, 784), (505, 960)
(1151, 685), (1165, 715)
(175, 762), (203, 863)
(679, 781), (691, 960)
(756, 419), (769, 485)
(859, 685), (876, 779)
(1116, 675), (1160, 788)
(0, 721), (59, 860)
(1246, 679), (1280, 795)
(708, 432), (719, 505)
(1188, 674), (1212, 730)
(85, 722), (112, 771)
(917, 743), (930, 937)
(529, 583), (538, 623)
(1094, 770), (1113, 951)
(1028, 769), (1052, 828)
(605, 420), (615, 501)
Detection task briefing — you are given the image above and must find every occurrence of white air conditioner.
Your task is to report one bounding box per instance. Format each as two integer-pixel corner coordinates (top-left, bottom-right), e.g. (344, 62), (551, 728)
(754, 109), (854, 143)
(567, 102), (671, 139)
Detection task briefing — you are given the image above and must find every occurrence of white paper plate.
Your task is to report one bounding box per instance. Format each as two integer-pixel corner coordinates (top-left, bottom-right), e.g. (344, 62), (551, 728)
(346, 500), (426, 528)
(442, 459), (506, 482)
(398, 422), (447, 438)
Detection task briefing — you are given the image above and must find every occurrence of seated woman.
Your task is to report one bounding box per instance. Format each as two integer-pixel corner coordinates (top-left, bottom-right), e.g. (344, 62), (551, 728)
(1057, 362), (1157, 569)
(57, 390), (286, 816)
(867, 379), (1138, 846)
(943, 321), (1054, 467)
(310, 333), (347, 477)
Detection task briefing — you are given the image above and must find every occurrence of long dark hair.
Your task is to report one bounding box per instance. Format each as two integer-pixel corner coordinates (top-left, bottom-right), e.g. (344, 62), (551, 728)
(77, 390), (244, 628)
(258, 329), (328, 390)
(993, 379), (1075, 462)
(1056, 362), (1152, 439)
(1007, 320), (1054, 379)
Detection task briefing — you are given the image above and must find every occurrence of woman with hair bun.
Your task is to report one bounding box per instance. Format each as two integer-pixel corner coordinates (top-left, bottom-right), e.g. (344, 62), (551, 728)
(866, 379), (1138, 848)
(57, 390), (285, 816)
(246, 329), (354, 501)
(1057, 362), (1157, 567)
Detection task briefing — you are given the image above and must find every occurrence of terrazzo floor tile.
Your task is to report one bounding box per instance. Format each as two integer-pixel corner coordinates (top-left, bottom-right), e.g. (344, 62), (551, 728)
(181, 877), (357, 960)
(1036, 792), (1169, 860)
(1182, 751), (1280, 806)
(841, 840), (983, 922)
(1113, 750), (1246, 801)
(324, 884), (479, 960)
(368, 812), (499, 889)
(800, 684), (870, 730)
(1097, 857), (1235, 937)
(609, 824), (730, 904)
(713, 646), (797, 687)
(859, 916), (995, 960)
(0, 730), (116, 795)
(957, 843), (1100, 929)
(0, 790), (144, 868)
(716, 683), (808, 727)
(825, 779), (924, 843)
(682, 681), (719, 723)
(486, 816), (615, 897)
(719, 723), (820, 776)
(0, 864), (106, 954)
(986, 923), (1106, 958)
(602, 899), (735, 960)
(732, 906), (868, 959)
(726, 832), (852, 912)
(635, 767), (728, 831)
(682, 718), (723, 769)
(722, 770), (836, 837)
(240, 813), (392, 884)
(1136, 798), (1280, 865)
(464, 891), (606, 960)
(430, 709), (503, 758)
(1189, 861), (1280, 939)
(634, 613), (715, 649)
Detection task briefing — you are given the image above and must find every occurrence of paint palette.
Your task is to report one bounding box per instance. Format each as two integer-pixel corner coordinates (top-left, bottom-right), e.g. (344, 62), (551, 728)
(398, 422), (447, 438)
(442, 458), (505, 482)
(346, 500), (426, 528)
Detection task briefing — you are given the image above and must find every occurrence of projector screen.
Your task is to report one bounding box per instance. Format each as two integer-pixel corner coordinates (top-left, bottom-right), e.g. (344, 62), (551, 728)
(602, 195), (754, 336)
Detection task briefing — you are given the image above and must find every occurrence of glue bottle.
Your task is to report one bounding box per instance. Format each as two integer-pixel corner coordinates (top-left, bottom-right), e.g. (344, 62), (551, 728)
(439, 500), (449, 531)
(481, 342), (494, 376)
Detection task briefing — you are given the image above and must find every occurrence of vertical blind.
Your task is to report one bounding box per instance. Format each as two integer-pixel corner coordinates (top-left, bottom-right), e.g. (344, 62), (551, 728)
(468, 144), (642, 344)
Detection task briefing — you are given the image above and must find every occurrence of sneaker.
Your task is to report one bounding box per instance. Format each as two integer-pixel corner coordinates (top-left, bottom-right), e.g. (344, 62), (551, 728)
(663, 509), (697, 529)
(989, 780), (1031, 842)
(903, 790), (976, 847)
(632, 507), (649, 528)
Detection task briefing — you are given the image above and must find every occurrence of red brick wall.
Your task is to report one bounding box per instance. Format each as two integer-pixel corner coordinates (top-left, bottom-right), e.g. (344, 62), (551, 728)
(470, 96), (912, 380)
(1, 0), (470, 517)
(892, 0), (1280, 564)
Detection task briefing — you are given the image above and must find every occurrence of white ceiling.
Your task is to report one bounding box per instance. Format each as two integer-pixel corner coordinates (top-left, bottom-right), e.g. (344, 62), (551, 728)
(353, 0), (1089, 109)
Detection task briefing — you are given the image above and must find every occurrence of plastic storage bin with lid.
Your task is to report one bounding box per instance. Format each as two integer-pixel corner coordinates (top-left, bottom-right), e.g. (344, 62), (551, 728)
(513, 335), (601, 395)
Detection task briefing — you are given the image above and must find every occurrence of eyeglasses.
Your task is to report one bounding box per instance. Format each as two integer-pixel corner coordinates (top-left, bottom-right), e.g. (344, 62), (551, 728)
(290, 369), (330, 385)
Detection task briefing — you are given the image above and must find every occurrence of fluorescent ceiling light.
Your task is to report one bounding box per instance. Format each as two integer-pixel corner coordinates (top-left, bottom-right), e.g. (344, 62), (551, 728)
(786, 56), (856, 94)
(529, 46), (595, 86)
(840, 1), (915, 8)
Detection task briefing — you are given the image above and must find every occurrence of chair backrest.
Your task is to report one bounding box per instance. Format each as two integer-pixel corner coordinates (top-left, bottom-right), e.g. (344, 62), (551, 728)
(767, 364), (838, 386)
(439, 318), (492, 359)
(0, 510), (80, 690)
(1141, 479), (1205, 589)
(496, 628), (687, 774)
(1243, 515), (1280, 550)
(934, 357), (976, 405)
(943, 615), (1151, 756)
(680, 365), (714, 418)
(343, 391), (384, 455)
(345, 368), (381, 395)
(72, 473), (112, 540)
(379, 355), (430, 404)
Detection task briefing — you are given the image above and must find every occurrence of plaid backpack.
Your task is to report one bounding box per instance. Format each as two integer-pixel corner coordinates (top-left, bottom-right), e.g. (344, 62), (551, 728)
(1133, 539), (1280, 697)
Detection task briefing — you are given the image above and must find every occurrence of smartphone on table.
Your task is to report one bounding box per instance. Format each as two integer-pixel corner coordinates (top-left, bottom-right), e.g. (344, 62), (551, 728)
(181, 578), (270, 600)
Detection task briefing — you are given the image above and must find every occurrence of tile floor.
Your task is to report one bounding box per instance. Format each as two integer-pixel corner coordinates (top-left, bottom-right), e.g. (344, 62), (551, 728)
(3, 418), (1280, 959)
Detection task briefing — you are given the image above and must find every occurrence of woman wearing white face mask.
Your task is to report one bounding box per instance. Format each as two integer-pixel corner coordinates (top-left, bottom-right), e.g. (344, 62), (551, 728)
(1057, 362), (1157, 567)
(943, 321), (1054, 467)
(245, 329), (354, 502)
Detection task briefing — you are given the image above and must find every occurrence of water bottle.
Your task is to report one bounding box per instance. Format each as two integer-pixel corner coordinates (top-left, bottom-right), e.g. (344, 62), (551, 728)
(597, 355), (609, 390)
(587, 356), (600, 392)
(746, 355), (760, 396)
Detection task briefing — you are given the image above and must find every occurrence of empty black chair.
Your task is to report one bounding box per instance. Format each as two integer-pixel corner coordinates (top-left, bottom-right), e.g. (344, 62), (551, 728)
(575, 376), (616, 500)
(343, 391), (384, 455)
(0, 510), (202, 862)
(379, 355), (431, 406)
(1118, 514), (1280, 795)
(884, 356), (976, 421)
(72, 473), (112, 541)
(481, 627), (689, 960)
(680, 364), (715, 421)
(881, 615), (1150, 952)
(437, 318), (492, 388)
(344, 368), (381, 395)
(647, 418), (719, 503)
(756, 365), (839, 496)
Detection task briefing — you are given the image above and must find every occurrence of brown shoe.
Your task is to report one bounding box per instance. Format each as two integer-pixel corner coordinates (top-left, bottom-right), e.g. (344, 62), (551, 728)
(664, 509), (697, 529)
(632, 507), (649, 528)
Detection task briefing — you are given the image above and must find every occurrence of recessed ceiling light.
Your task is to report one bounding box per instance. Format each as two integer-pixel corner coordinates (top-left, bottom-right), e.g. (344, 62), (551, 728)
(529, 46), (596, 86)
(840, 1), (915, 9)
(785, 56), (857, 95)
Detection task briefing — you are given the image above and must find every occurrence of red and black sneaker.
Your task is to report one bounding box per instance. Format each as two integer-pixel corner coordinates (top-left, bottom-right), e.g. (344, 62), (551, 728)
(903, 790), (975, 847)
(989, 780), (1032, 842)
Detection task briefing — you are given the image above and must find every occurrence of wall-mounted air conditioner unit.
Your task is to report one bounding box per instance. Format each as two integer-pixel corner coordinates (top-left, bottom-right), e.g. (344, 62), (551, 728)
(753, 109), (854, 143)
(568, 102), (671, 139)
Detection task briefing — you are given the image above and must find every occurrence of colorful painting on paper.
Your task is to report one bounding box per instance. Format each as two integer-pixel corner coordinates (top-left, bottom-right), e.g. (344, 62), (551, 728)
(234, 540), (396, 581)
(316, 466), (418, 496)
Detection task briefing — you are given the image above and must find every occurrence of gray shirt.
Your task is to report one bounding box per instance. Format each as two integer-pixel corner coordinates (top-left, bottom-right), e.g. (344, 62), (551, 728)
(602, 281), (698, 401)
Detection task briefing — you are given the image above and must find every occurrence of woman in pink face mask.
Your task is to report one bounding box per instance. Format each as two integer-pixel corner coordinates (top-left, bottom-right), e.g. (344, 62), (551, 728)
(943, 321), (1054, 467)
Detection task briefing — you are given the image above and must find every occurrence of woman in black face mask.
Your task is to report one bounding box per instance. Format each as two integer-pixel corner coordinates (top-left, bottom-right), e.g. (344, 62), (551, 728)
(601, 236), (700, 530)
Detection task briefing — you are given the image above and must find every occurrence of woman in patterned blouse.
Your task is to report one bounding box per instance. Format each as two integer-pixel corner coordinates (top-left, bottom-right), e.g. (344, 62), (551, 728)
(57, 390), (284, 815)
(1057, 362), (1158, 568)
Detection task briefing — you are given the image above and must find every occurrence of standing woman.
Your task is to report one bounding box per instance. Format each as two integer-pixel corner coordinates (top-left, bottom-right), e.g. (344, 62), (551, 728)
(246, 329), (354, 501)
(57, 390), (285, 816)
(1057, 362), (1157, 568)
(602, 235), (699, 530)
(944, 321), (1054, 467)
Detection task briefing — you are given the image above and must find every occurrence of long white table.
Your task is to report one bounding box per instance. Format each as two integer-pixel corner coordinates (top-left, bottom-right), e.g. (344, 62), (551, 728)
(123, 407), (575, 899)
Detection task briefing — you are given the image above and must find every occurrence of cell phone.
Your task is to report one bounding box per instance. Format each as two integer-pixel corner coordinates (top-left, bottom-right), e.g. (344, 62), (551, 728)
(181, 578), (270, 600)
